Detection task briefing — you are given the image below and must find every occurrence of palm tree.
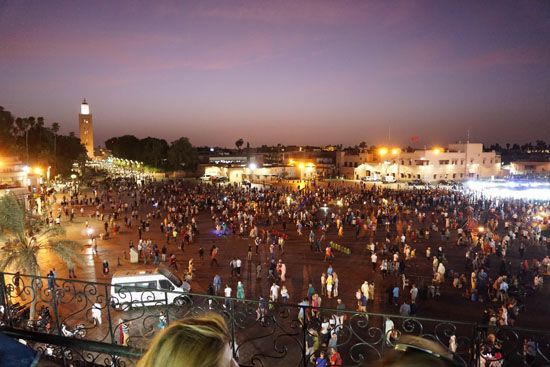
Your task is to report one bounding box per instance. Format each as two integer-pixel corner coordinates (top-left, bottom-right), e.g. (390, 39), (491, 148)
(235, 138), (244, 151)
(0, 193), (84, 318)
(51, 122), (60, 157)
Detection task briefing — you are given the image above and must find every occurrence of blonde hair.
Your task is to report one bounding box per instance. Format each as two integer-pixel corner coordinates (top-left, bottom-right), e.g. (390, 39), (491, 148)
(137, 313), (231, 367)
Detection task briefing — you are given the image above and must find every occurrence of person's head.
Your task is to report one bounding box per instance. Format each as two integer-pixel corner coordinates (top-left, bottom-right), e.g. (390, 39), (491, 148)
(377, 335), (461, 367)
(137, 313), (237, 367)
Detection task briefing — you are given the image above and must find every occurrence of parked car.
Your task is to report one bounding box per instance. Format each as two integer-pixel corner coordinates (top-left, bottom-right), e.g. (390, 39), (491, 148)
(213, 176), (228, 183)
(407, 179), (428, 187)
(361, 175), (381, 182)
(199, 175), (213, 182)
(383, 175), (396, 183)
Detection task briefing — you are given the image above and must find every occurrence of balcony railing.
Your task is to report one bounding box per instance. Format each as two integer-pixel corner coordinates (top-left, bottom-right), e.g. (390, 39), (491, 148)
(1, 272), (549, 366)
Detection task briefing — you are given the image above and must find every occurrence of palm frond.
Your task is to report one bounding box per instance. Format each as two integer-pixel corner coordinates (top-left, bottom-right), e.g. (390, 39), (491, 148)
(0, 245), (20, 271)
(46, 239), (86, 267)
(0, 193), (25, 235)
(35, 225), (65, 243)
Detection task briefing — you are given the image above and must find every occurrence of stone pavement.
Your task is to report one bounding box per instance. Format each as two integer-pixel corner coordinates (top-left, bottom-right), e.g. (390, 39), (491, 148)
(35, 184), (550, 330)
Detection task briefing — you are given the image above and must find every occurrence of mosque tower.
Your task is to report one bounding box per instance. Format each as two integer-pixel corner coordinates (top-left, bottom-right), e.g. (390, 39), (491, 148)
(79, 98), (94, 158)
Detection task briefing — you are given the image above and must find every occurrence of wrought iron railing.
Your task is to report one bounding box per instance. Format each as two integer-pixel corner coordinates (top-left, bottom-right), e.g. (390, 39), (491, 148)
(0, 272), (549, 366)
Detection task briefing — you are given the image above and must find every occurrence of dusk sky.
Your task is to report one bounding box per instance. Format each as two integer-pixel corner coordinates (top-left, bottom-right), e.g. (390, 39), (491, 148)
(1, 1), (549, 147)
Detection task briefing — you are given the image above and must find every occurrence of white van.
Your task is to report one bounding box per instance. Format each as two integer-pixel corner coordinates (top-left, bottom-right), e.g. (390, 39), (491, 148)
(383, 175), (396, 183)
(110, 266), (191, 309)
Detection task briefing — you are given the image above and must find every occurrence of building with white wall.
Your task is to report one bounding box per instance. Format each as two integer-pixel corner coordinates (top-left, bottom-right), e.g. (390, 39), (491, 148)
(352, 143), (501, 182)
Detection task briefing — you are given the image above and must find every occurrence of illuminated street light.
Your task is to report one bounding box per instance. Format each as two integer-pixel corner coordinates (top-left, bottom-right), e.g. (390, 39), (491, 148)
(86, 228), (94, 236)
(248, 163), (257, 170)
(298, 163), (305, 169)
(22, 165), (30, 173)
(33, 167), (43, 175)
(391, 148), (401, 155)
(378, 147), (388, 157)
(478, 226), (484, 233)
(433, 147), (443, 155)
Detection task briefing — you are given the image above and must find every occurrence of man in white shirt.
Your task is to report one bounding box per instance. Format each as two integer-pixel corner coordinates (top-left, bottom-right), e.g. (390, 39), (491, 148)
(224, 284), (232, 308)
(270, 283), (280, 302)
(224, 285), (232, 298)
(410, 284), (418, 304)
(371, 252), (378, 270)
(235, 258), (242, 277)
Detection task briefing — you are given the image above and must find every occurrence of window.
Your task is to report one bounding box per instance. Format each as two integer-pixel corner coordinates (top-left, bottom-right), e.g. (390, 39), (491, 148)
(114, 283), (135, 293)
(354, 162), (358, 167)
(452, 173), (456, 179)
(136, 281), (157, 289)
(433, 174), (437, 179)
(483, 159), (486, 164)
(460, 173), (463, 178)
(439, 160), (449, 165)
(451, 160), (458, 165)
(159, 280), (174, 291)
(460, 160), (464, 165)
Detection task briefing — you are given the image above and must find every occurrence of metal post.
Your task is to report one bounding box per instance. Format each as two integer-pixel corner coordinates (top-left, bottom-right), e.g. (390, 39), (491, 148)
(51, 286), (62, 336)
(0, 272), (12, 326)
(105, 285), (115, 344)
(230, 299), (237, 359)
(472, 322), (480, 367)
(302, 305), (308, 367)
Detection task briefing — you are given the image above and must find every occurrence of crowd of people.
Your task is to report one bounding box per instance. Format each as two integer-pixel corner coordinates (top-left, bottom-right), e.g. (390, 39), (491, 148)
(45, 172), (549, 365)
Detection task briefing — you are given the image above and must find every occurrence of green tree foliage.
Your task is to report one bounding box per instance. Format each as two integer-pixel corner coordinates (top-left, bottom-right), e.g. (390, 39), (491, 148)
(105, 135), (197, 170)
(0, 106), (15, 151)
(0, 106), (87, 176)
(56, 134), (88, 175)
(0, 193), (84, 317)
(167, 137), (198, 171)
(138, 137), (169, 167)
(235, 138), (244, 151)
(105, 135), (141, 160)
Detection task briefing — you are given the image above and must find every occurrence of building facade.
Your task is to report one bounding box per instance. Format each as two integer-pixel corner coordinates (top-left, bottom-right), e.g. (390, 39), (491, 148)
(350, 143), (501, 182)
(79, 99), (94, 158)
(507, 161), (550, 175)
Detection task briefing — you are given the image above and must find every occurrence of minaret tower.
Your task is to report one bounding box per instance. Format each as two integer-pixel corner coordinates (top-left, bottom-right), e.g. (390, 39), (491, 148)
(79, 98), (94, 158)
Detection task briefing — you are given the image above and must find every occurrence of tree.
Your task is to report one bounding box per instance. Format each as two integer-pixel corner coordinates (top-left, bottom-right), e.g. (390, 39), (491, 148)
(55, 134), (88, 176)
(0, 106), (14, 150)
(139, 137), (169, 167)
(535, 140), (547, 151)
(167, 137), (198, 171)
(0, 193), (83, 318)
(235, 138), (244, 151)
(51, 122), (60, 157)
(359, 141), (367, 148)
(105, 135), (140, 160)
